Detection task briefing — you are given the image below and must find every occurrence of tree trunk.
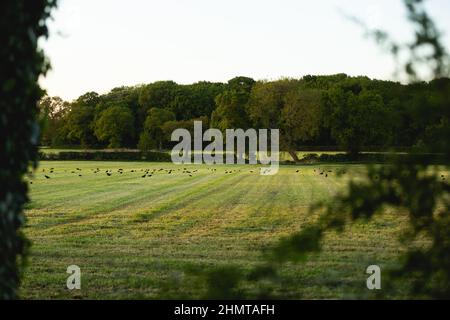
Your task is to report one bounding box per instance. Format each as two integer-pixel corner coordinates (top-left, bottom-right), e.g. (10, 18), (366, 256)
(347, 145), (360, 160)
(288, 149), (300, 162)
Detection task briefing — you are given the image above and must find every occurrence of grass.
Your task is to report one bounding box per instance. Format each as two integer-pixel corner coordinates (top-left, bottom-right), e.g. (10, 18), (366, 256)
(20, 161), (446, 299)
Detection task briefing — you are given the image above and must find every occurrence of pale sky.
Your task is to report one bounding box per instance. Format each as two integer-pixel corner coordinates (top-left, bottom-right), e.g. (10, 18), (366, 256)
(40, 0), (450, 101)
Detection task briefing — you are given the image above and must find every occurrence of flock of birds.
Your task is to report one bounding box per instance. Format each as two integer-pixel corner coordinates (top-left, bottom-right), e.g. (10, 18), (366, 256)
(312, 168), (336, 178)
(31, 166), (447, 183)
(36, 166), (337, 180)
(37, 166), (248, 180)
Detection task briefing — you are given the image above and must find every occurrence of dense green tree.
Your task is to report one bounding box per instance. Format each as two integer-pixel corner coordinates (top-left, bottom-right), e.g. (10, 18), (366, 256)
(324, 87), (392, 155)
(211, 91), (250, 131)
(227, 76), (256, 92)
(187, 82), (225, 118)
(247, 80), (324, 161)
(94, 106), (135, 148)
(38, 96), (70, 146)
(247, 79), (295, 128)
(169, 82), (225, 120)
(211, 77), (255, 131)
(280, 88), (323, 161)
(74, 91), (100, 108)
(65, 104), (96, 147)
(138, 108), (175, 151)
(138, 81), (178, 116)
(64, 92), (100, 147)
(161, 116), (210, 149)
(301, 73), (350, 90)
(94, 86), (141, 147)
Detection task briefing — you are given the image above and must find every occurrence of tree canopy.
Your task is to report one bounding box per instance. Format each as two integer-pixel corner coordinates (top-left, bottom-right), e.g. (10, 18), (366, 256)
(40, 74), (449, 159)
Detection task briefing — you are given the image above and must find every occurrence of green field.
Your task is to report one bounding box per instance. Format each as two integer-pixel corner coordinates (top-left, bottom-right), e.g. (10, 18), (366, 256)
(21, 161), (426, 299)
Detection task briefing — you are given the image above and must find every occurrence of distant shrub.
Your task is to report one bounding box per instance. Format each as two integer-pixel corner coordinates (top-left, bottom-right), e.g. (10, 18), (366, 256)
(300, 153), (320, 162)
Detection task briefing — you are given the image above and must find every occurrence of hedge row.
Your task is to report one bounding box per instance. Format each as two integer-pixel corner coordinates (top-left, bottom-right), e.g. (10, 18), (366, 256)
(39, 151), (172, 162)
(38, 150), (444, 164)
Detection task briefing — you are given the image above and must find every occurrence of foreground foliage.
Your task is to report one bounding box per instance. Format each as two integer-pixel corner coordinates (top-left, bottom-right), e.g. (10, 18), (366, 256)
(0, 0), (56, 299)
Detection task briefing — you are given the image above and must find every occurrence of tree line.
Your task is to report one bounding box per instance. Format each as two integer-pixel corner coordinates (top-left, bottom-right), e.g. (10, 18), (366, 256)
(39, 74), (450, 158)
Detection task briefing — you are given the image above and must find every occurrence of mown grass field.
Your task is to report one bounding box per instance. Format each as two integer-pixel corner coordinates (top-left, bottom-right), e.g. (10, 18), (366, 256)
(21, 161), (442, 299)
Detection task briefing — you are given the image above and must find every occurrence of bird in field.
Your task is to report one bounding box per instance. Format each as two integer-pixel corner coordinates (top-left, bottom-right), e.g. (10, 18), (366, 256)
(78, 174), (82, 177)
(106, 173), (112, 176)
(296, 170), (300, 173)
(44, 175), (50, 179)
